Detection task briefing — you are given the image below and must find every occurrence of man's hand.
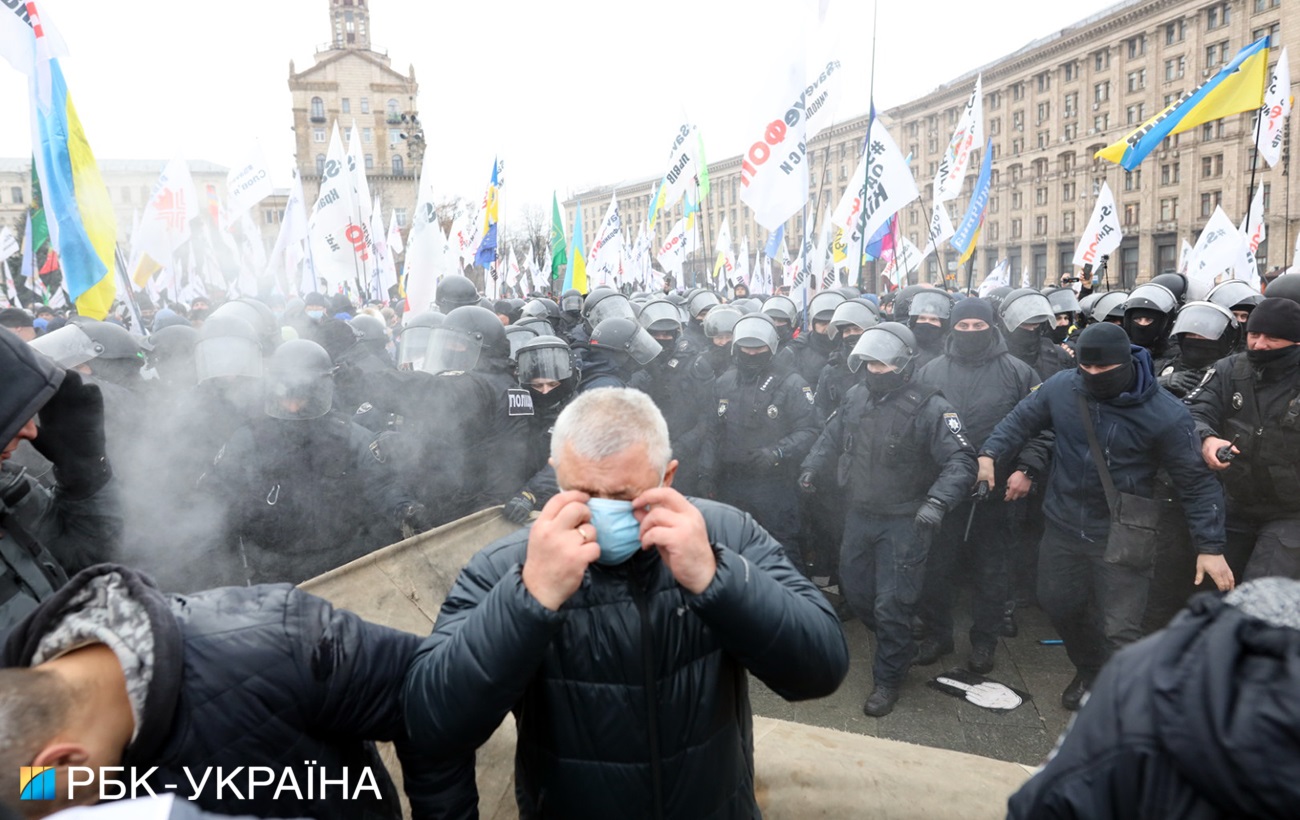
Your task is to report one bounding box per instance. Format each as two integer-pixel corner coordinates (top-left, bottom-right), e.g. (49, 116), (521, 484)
(1201, 436), (1237, 471)
(633, 487), (716, 594)
(501, 491), (537, 524)
(798, 470), (816, 495)
(32, 370), (109, 500)
(1005, 470), (1033, 502)
(521, 491), (599, 611)
(976, 455), (996, 488)
(1195, 553), (1235, 592)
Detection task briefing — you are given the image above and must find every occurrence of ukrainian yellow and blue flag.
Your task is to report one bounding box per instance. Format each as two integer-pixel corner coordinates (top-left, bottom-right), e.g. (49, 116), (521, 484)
(564, 200), (588, 294)
(474, 159), (501, 268)
(1098, 37), (1270, 171)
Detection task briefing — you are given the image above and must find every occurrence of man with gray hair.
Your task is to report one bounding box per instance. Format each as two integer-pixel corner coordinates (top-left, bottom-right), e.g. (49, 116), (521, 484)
(404, 387), (849, 819)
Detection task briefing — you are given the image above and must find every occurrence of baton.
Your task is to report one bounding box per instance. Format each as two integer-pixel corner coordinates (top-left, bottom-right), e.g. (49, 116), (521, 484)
(963, 481), (991, 542)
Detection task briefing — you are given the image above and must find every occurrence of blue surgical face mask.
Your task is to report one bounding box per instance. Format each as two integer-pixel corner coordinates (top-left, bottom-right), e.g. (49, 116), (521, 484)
(587, 497), (643, 566)
(306, 309), (326, 320)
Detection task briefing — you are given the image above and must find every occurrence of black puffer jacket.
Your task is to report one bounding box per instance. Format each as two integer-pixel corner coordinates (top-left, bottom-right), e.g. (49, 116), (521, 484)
(1008, 580), (1300, 818)
(4, 565), (475, 820)
(403, 499), (850, 819)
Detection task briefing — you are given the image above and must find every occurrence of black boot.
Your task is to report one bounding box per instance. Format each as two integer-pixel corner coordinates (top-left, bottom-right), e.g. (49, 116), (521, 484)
(969, 642), (996, 675)
(863, 685), (900, 717)
(1061, 672), (1094, 711)
(915, 637), (954, 666)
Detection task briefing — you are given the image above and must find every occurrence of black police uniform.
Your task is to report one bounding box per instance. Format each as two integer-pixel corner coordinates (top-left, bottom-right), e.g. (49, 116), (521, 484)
(786, 330), (836, 387)
(700, 364), (819, 564)
(1188, 349), (1300, 581)
(629, 351), (709, 496)
(802, 380), (976, 689)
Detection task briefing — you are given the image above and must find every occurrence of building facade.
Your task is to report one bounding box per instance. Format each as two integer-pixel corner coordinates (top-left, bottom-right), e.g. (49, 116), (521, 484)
(288, 0), (420, 226)
(570, 0), (1296, 292)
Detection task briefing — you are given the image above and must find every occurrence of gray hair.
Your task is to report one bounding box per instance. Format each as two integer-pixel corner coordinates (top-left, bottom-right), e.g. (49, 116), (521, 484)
(550, 388), (672, 475)
(0, 667), (74, 818)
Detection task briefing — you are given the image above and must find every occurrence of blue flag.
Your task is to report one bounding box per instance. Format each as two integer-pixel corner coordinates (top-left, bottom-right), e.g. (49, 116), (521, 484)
(764, 225), (785, 259)
(950, 139), (994, 263)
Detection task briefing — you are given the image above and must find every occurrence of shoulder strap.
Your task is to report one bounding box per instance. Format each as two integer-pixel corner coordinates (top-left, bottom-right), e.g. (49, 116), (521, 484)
(896, 384), (939, 416)
(1075, 391), (1118, 512)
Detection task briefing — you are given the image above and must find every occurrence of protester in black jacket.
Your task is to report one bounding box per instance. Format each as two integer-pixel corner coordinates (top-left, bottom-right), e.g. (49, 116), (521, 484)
(0, 564), (473, 820)
(1008, 578), (1300, 819)
(980, 323), (1232, 710)
(404, 388), (848, 820)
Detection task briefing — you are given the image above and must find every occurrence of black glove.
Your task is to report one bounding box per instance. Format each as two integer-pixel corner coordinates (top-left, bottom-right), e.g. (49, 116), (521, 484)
(742, 447), (783, 470)
(913, 498), (946, 546)
(501, 491), (537, 524)
(31, 370), (110, 500)
(798, 471), (817, 495)
(1159, 369), (1205, 397)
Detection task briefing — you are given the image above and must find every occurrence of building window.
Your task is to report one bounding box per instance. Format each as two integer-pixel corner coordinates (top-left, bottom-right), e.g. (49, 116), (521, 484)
(1094, 49), (1110, 71)
(988, 91), (1001, 110)
(1126, 103), (1146, 125)
(1206, 41), (1231, 68)
(1036, 186), (1048, 205)
(387, 98), (400, 120)
(1013, 110), (1024, 130)
(1160, 198), (1179, 221)
(1063, 92), (1078, 118)
(1012, 82), (1025, 101)
(1207, 3), (1230, 29)
(1202, 153), (1224, 178)
(1164, 56), (1186, 81)
(310, 97), (325, 122)
(1036, 72), (1051, 93)
(1094, 81), (1110, 104)
(1063, 181), (1077, 201)
(364, 153), (373, 170)
(1122, 247), (1140, 286)
(1263, 182), (1272, 211)
(392, 155), (404, 175)
(1012, 191), (1024, 209)
(1037, 101), (1051, 123)
(1126, 35), (1146, 59)
(1011, 218), (1023, 239)
(1253, 23), (1280, 45)
(1035, 215), (1048, 235)
(360, 97), (370, 114)
(988, 222), (1000, 241)
(1202, 120), (1227, 140)
(342, 98), (351, 114)
(361, 127), (371, 143)
(1037, 130), (1050, 149)
(1093, 113), (1109, 133)
(1124, 169), (1143, 191)
(1063, 61), (1078, 81)
(989, 117), (1001, 135)
(316, 154), (326, 175)
(1255, 0), (1281, 9)
(1164, 91), (1183, 108)
(1062, 211), (1076, 233)
(264, 210), (275, 225)
(1201, 190), (1223, 217)
(1127, 69), (1146, 93)
(388, 128), (400, 146)
(10, 186), (24, 204)
(1062, 152), (1076, 173)
(990, 195), (1000, 214)
(1064, 122), (1078, 140)
(394, 208), (407, 228)
(313, 128), (325, 143)
(1165, 19), (1186, 44)
(1161, 162), (1181, 185)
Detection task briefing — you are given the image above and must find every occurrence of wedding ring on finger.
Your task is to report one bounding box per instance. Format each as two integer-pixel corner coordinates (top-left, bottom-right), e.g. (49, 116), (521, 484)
(578, 524), (595, 542)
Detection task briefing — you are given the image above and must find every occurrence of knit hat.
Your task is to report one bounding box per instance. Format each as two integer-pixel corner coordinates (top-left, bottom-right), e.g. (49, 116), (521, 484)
(950, 297), (996, 327)
(1246, 297), (1300, 343)
(1076, 322), (1132, 366)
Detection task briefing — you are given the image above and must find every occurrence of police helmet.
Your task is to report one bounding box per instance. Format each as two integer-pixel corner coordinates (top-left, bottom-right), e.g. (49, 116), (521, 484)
(1043, 287), (1082, 317)
(760, 296), (799, 325)
(210, 298), (279, 353)
(638, 299), (684, 334)
(146, 324), (200, 386)
(703, 307), (744, 341)
(516, 335), (579, 408)
(396, 310), (445, 369)
(847, 323), (918, 373)
(808, 291), (848, 324)
(27, 323), (105, 369)
(589, 316), (662, 365)
(349, 314), (389, 344)
(1123, 282), (1178, 315)
(1264, 273), (1300, 305)
(265, 339), (335, 420)
(1207, 280), (1266, 315)
(731, 313), (780, 354)
(435, 274), (481, 313)
(908, 290), (954, 322)
(1148, 273), (1189, 306)
(423, 305), (510, 374)
(1092, 290), (1130, 322)
(999, 289), (1056, 333)
(195, 314), (264, 383)
(687, 290), (721, 319)
(581, 288), (636, 332)
(560, 288), (584, 314)
(1171, 301), (1239, 343)
(828, 300), (881, 340)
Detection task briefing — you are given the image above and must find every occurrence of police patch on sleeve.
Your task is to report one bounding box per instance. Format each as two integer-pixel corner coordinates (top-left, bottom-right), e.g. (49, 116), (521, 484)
(507, 388), (535, 417)
(802, 385), (815, 405)
(717, 398), (729, 417)
(943, 412), (963, 434)
(369, 439), (386, 463)
(355, 401), (374, 416)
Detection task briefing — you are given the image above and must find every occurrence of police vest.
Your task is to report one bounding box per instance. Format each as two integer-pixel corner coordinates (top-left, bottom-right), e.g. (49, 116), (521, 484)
(0, 468), (68, 638)
(1218, 356), (1300, 512)
(838, 384), (942, 512)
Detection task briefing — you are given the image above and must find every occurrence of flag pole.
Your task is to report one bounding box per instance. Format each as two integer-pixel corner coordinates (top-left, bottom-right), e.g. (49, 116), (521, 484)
(855, 0), (880, 294)
(1245, 38), (1273, 229)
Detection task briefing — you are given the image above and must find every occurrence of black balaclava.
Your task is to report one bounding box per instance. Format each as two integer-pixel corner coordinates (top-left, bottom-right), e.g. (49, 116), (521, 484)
(862, 363), (910, 396)
(1049, 316), (1072, 345)
(948, 298), (997, 362)
(1124, 308), (1167, 350)
(1076, 323), (1135, 401)
(1178, 337), (1231, 370)
(1245, 298), (1300, 373)
(706, 341), (731, 372)
(1006, 324), (1044, 361)
(734, 347), (773, 380)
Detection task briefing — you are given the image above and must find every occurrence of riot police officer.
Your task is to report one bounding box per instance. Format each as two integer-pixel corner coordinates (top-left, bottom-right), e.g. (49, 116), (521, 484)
(906, 290), (954, 368)
(1157, 302), (1240, 397)
(1122, 281), (1181, 370)
(815, 300), (880, 422)
(1, 330), (120, 637)
(800, 323), (976, 716)
(435, 274), (482, 315)
(1000, 288), (1075, 381)
(787, 291), (845, 385)
(579, 317), (660, 391)
(630, 300), (709, 494)
(1206, 280), (1263, 347)
(204, 339), (413, 585)
(700, 313), (819, 566)
(500, 335), (581, 524)
(1191, 297), (1300, 582)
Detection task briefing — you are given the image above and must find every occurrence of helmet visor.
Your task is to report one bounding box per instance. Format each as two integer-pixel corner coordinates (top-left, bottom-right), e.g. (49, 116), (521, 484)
(561, 294), (583, 312)
(397, 326), (435, 367)
(265, 373), (333, 420)
(848, 329), (914, 373)
(704, 307), (744, 338)
(28, 324), (103, 368)
(624, 325), (664, 365)
(828, 302), (880, 339)
(1001, 294), (1054, 332)
(1046, 290), (1081, 315)
(809, 292), (846, 321)
(731, 317), (779, 353)
(638, 301), (682, 332)
(195, 336), (264, 382)
(909, 291), (952, 320)
(1171, 303), (1234, 341)
(517, 345), (575, 383)
(422, 328), (482, 374)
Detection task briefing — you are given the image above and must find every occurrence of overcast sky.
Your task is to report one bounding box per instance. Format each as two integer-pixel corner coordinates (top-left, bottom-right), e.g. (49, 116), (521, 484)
(0, 0), (1124, 220)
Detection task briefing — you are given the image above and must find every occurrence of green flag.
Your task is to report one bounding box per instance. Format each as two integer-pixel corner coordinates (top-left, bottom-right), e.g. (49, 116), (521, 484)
(29, 162), (50, 253)
(550, 192), (567, 281)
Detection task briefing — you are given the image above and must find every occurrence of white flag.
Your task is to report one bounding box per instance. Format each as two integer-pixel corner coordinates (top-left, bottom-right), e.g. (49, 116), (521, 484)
(629, 225), (653, 288)
(307, 124), (364, 293)
(815, 204), (834, 289)
(371, 196), (398, 301)
(387, 210), (404, 256)
(130, 157), (199, 285)
(1186, 205), (1247, 299)
(712, 217), (734, 286)
(740, 57), (843, 230)
(734, 236), (750, 290)
(1238, 185), (1267, 290)
(347, 121), (380, 293)
(0, 226), (18, 259)
(1257, 47), (1292, 168)
(507, 246), (522, 290)
(588, 194), (623, 289)
(832, 118), (919, 247)
(401, 153), (444, 314)
(934, 75), (984, 202)
(1072, 182), (1122, 268)
(1021, 266), (1031, 289)
(921, 202), (955, 261)
(648, 124), (701, 228)
(226, 141), (275, 215)
(977, 259), (1010, 298)
(267, 168), (310, 296)
(657, 214), (696, 276)
(1177, 238), (1194, 276)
